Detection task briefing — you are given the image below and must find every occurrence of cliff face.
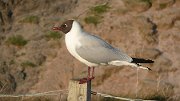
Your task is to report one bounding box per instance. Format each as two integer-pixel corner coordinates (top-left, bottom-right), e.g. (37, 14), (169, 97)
(0, 0), (180, 100)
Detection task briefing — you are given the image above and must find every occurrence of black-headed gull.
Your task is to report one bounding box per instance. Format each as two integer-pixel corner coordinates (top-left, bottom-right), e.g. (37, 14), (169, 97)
(53, 20), (154, 84)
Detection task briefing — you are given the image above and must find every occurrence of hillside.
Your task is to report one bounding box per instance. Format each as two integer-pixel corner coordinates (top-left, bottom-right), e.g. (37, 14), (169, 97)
(0, 0), (180, 101)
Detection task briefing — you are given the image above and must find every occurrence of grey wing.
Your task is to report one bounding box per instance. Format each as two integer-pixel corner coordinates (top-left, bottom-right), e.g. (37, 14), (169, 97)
(76, 34), (132, 64)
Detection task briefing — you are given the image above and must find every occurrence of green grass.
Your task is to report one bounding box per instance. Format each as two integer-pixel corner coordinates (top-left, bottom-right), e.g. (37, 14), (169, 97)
(84, 16), (101, 25)
(90, 4), (110, 14)
(84, 4), (110, 25)
(20, 15), (39, 24)
(21, 61), (36, 68)
(139, 0), (152, 3)
(45, 31), (62, 40)
(159, 3), (167, 9)
(6, 35), (27, 46)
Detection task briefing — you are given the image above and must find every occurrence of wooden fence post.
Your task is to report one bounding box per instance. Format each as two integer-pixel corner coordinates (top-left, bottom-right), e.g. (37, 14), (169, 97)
(67, 79), (91, 101)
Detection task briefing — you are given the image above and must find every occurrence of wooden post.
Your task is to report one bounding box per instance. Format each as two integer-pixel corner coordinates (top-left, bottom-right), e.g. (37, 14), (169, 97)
(67, 79), (91, 101)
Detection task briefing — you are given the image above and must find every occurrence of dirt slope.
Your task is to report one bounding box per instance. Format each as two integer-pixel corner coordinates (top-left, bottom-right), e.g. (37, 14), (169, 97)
(0, 0), (180, 100)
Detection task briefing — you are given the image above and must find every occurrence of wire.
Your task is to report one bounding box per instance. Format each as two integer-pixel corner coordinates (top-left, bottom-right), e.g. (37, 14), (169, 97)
(0, 89), (68, 98)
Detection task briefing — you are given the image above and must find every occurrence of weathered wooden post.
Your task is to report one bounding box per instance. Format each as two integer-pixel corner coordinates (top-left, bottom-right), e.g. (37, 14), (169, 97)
(67, 79), (91, 101)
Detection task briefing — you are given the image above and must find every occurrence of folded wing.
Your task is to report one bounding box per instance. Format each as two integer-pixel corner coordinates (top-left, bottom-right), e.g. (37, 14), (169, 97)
(76, 33), (132, 64)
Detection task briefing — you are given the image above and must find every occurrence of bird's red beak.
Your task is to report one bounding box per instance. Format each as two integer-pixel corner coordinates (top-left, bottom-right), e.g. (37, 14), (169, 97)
(52, 26), (61, 31)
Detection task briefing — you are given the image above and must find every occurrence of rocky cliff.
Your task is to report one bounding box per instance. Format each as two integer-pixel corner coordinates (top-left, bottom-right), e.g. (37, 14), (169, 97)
(0, 0), (179, 101)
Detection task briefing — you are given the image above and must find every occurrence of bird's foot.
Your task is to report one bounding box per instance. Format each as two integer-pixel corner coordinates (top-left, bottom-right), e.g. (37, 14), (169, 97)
(79, 77), (95, 84)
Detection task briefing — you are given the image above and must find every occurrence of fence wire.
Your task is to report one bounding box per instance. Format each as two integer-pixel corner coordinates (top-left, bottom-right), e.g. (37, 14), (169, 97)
(93, 91), (157, 101)
(0, 89), (159, 101)
(0, 89), (68, 98)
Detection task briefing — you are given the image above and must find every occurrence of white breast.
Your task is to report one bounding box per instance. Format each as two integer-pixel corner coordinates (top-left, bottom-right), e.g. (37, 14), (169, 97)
(65, 32), (98, 67)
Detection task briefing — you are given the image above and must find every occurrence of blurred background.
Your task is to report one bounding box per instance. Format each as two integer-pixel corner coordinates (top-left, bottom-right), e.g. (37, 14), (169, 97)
(0, 0), (179, 101)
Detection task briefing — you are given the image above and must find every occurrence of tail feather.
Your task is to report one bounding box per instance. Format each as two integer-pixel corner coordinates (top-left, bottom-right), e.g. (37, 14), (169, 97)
(131, 58), (154, 63)
(108, 61), (151, 71)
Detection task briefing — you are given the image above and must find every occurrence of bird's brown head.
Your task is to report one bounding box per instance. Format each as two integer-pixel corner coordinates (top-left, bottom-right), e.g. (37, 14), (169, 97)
(53, 20), (74, 34)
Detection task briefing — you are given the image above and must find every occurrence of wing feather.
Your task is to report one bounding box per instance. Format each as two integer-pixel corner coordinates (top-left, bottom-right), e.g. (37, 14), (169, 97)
(76, 34), (132, 64)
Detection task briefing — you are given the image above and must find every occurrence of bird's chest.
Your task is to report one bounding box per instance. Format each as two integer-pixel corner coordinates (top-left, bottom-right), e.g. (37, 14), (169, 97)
(65, 33), (81, 58)
(65, 32), (98, 67)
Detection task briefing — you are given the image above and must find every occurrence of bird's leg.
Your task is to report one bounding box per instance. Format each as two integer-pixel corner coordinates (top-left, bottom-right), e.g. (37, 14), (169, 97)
(79, 66), (91, 84)
(88, 66), (95, 80)
(91, 67), (95, 79)
(88, 66), (91, 79)
(79, 66), (95, 84)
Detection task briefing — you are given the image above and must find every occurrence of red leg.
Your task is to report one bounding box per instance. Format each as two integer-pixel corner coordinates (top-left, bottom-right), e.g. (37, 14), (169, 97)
(88, 66), (91, 78)
(91, 67), (95, 79)
(79, 66), (90, 84)
(79, 66), (95, 84)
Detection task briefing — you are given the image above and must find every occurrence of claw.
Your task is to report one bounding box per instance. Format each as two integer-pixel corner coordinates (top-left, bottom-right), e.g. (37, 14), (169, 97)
(79, 77), (95, 84)
(79, 66), (95, 84)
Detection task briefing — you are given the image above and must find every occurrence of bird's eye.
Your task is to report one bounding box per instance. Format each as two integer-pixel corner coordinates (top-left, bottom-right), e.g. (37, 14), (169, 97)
(62, 24), (68, 28)
(65, 24), (67, 27)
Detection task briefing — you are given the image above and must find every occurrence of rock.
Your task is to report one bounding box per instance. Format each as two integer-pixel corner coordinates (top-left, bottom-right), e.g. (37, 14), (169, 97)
(0, 0), (179, 100)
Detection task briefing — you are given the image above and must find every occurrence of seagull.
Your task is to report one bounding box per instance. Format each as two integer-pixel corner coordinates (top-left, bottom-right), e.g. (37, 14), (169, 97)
(53, 20), (154, 84)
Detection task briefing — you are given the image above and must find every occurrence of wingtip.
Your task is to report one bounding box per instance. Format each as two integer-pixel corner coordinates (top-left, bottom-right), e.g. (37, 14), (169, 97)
(147, 59), (154, 63)
(147, 67), (152, 71)
(132, 58), (154, 63)
(138, 65), (152, 71)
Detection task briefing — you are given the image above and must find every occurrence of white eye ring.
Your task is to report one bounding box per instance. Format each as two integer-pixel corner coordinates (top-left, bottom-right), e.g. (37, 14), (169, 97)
(64, 24), (67, 27)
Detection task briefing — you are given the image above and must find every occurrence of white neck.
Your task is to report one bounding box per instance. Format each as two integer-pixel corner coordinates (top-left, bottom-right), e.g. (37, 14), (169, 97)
(67, 21), (83, 36)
